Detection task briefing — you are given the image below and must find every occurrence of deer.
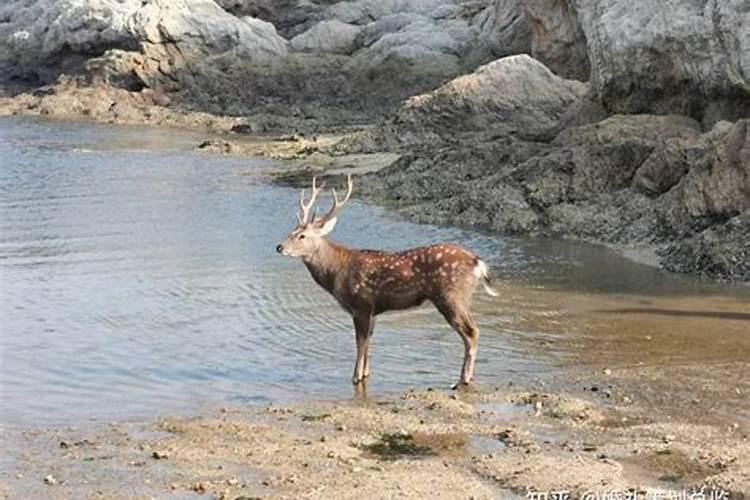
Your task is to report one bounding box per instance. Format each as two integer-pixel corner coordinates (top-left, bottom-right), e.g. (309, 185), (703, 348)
(276, 175), (498, 387)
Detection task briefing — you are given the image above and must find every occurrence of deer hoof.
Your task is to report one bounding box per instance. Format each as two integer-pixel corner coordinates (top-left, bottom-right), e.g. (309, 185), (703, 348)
(352, 376), (363, 385)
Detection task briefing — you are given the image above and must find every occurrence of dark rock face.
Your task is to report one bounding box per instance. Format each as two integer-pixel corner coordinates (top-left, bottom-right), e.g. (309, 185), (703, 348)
(575, 0), (750, 125)
(354, 61), (749, 280)
(661, 213), (750, 281)
(478, 0), (589, 80)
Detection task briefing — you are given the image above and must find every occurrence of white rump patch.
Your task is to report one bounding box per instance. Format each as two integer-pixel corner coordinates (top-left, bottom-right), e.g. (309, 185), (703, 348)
(474, 260), (499, 297)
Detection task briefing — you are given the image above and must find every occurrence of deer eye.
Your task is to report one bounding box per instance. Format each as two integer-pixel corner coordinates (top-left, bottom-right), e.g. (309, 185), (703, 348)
(298, 234), (306, 240)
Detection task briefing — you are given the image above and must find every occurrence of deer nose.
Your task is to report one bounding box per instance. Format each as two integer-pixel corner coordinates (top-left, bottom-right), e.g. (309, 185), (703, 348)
(276, 244), (283, 254)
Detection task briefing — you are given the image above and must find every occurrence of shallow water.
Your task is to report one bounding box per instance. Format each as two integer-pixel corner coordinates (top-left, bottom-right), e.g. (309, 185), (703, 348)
(1, 117), (748, 427)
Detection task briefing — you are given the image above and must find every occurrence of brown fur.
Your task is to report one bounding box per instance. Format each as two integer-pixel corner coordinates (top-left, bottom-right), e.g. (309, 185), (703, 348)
(300, 240), (484, 386)
(277, 176), (493, 386)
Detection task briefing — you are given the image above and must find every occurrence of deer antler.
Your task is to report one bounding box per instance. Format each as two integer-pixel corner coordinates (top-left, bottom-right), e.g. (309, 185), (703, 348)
(321, 174), (353, 223)
(297, 176), (323, 225)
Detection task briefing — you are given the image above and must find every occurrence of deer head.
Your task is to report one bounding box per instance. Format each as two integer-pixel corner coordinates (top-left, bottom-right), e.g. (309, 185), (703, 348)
(276, 175), (354, 258)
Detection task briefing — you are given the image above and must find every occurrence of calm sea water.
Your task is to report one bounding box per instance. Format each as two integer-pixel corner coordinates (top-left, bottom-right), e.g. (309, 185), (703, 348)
(1, 117), (747, 427)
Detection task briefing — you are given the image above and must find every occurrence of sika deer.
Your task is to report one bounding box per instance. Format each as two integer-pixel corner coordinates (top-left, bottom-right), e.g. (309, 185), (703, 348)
(276, 176), (498, 387)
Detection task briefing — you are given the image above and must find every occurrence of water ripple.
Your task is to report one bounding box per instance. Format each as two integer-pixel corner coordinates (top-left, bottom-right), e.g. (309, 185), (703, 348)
(2, 117), (747, 427)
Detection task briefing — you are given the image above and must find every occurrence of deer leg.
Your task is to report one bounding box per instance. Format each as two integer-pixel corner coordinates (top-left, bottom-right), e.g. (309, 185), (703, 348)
(461, 311), (480, 384)
(352, 313), (372, 385)
(435, 301), (480, 386)
(363, 318), (375, 378)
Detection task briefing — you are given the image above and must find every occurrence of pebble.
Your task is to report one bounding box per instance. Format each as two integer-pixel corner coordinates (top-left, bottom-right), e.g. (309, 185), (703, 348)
(327, 451), (335, 458)
(227, 478), (239, 486)
(151, 450), (169, 459)
(44, 475), (57, 485)
(335, 424), (346, 431)
(603, 369), (612, 376)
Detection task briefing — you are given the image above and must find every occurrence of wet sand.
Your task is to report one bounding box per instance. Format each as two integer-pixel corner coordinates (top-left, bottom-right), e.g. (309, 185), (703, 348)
(2, 284), (748, 499)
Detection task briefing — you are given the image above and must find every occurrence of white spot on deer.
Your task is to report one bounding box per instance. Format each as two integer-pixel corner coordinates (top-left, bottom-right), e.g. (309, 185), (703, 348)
(436, 253), (443, 260)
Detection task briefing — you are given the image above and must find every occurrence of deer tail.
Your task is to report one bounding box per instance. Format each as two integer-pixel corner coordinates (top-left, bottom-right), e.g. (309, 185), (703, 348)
(473, 259), (499, 297)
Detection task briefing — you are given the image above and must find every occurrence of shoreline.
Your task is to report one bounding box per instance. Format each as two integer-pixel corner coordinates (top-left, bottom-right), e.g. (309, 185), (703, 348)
(3, 376), (748, 499)
(2, 271), (749, 497)
(3, 110), (747, 288)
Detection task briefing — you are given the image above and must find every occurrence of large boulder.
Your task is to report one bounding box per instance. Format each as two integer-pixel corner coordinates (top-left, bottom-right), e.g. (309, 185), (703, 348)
(326, 0), (456, 25)
(126, 0), (287, 58)
(290, 20), (362, 55)
(363, 18), (474, 64)
(0, 0), (287, 84)
(214, 0), (323, 37)
(660, 212), (750, 281)
(394, 54), (589, 140)
(670, 120), (750, 226)
(0, 0), (141, 68)
(575, 0), (750, 123)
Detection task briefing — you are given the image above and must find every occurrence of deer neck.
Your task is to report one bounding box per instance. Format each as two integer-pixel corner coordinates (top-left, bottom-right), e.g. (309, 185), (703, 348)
(302, 239), (349, 294)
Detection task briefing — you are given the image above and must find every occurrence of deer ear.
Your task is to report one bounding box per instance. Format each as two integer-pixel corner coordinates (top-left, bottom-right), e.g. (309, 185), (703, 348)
(318, 216), (338, 235)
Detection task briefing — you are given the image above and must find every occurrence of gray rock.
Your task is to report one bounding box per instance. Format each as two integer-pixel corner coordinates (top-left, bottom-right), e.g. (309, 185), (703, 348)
(0, 0), (141, 67)
(360, 14), (428, 47)
(0, 0), (287, 82)
(365, 19), (464, 60)
(473, 0), (531, 59)
(326, 0), (456, 25)
(554, 114), (701, 148)
(672, 119), (750, 224)
(290, 20), (362, 55)
(661, 212), (750, 281)
(127, 0), (287, 58)
(215, 0), (324, 38)
(632, 139), (703, 196)
(524, 0), (588, 80)
(475, 0), (588, 80)
(357, 15), (478, 68)
(395, 54), (589, 140)
(575, 0), (750, 123)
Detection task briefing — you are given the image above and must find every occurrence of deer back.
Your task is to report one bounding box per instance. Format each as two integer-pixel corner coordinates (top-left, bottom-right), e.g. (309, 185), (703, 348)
(340, 243), (481, 315)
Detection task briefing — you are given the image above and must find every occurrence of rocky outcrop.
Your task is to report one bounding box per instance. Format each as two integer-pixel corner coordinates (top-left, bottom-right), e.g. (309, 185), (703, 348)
(394, 54), (588, 141)
(215, 0), (323, 37)
(290, 20), (361, 55)
(475, 0), (589, 80)
(0, 0), (287, 86)
(477, 0), (750, 124)
(325, 0), (457, 24)
(349, 53), (748, 281)
(576, 0), (750, 124)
